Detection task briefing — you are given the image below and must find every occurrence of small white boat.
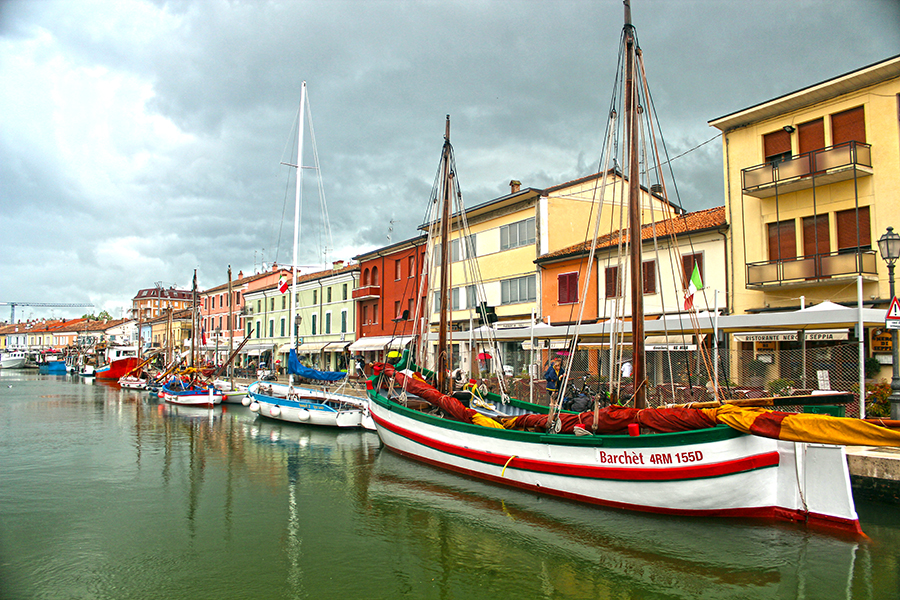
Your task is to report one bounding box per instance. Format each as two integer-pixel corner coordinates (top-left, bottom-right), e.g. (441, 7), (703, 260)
(212, 379), (248, 404)
(0, 351), (27, 369)
(119, 376), (148, 390)
(247, 381), (375, 430)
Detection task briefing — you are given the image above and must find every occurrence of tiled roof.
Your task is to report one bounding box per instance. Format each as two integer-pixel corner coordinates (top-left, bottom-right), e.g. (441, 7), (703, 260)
(537, 206), (726, 263)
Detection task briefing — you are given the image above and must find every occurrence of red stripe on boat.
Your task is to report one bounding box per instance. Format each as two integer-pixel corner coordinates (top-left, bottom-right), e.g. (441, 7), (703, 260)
(372, 412), (779, 482)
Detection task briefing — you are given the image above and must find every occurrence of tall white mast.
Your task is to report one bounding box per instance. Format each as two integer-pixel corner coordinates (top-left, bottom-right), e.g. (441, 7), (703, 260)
(288, 82), (307, 382)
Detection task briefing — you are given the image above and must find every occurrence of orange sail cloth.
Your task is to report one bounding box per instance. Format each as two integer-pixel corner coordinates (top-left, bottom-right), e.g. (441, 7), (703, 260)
(704, 404), (900, 447)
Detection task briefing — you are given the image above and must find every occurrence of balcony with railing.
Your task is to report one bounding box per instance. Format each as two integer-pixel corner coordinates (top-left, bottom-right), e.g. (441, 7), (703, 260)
(352, 285), (381, 301)
(746, 248), (878, 288)
(742, 141), (872, 198)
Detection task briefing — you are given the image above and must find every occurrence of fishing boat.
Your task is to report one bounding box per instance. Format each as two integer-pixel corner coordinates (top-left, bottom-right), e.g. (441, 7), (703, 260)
(246, 81), (372, 430)
(0, 351), (27, 369)
(365, 3), (900, 536)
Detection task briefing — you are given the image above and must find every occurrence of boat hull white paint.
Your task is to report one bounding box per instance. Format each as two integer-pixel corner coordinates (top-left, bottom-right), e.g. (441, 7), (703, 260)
(368, 397), (860, 533)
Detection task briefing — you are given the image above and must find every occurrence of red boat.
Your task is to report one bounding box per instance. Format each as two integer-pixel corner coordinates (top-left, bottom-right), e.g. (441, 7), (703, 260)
(95, 357), (142, 380)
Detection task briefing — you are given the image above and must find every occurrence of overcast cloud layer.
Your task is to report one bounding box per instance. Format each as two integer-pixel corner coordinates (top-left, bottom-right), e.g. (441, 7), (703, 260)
(1, 0), (898, 321)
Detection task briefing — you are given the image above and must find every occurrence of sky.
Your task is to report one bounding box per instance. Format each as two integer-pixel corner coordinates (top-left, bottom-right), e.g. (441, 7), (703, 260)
(1, 0), (898, 322)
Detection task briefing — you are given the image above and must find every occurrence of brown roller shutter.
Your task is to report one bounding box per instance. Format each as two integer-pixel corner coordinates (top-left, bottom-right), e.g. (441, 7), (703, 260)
(832, 106), (866, 145)
(836, 206), (871, 250)
(798, 118), (825, 155)
(768, 220), (796, 261)
(803, 214), (830, 256)
(764, 129), (791, 161)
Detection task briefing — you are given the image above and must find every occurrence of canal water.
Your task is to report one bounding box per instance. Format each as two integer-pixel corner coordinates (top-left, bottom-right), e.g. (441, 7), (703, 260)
(1, 371), (898, 600)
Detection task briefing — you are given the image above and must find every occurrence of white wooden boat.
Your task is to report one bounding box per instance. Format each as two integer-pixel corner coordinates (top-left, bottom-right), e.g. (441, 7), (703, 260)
(247, 381), (374, 430)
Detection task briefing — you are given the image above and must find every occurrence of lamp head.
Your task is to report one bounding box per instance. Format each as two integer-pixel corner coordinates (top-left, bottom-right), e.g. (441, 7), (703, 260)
(878, 227), (900, 267)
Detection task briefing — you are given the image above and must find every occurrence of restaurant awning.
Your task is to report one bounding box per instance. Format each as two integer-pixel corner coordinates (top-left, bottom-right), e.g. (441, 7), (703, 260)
(348, 336), (412, 352)
(239, 342), (276, 355)
(324, 341), (350, 351)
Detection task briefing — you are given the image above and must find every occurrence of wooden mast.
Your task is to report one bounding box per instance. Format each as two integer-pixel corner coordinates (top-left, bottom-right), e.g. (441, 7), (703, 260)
(437, 115), (453, 394)
(624, 0), (646, 409)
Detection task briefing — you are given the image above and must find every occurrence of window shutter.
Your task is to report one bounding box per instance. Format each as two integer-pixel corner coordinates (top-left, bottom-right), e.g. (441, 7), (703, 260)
(798, 118), (825, 156)
(832, 106), (866, 145)
(764, 129), (791, 161)
(605, 266), (619, 298)
(558, 272), (578, 304)
(836, 206), (871, 250)
(642, 260), (656, 294)
(767, 221), (796, 261)
(802, 215), (830, 257)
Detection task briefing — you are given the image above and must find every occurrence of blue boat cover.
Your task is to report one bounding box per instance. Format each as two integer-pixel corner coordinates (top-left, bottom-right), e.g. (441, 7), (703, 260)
(288, 349), (346, 381)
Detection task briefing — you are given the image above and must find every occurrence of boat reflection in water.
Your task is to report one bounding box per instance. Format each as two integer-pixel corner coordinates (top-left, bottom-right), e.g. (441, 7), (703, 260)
(366, 451), (887, 599)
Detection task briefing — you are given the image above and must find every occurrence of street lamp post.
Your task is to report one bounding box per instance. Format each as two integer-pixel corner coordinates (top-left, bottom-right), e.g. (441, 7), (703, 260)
(877, 227), (900, 420)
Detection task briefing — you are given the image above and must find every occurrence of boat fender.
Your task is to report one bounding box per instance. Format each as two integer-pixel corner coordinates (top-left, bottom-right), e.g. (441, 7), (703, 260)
(627, 423), (640, 436)
(297, 409), (310, 421)
(241, 396), (251, 407)
(270, 406), (281, 417)
(249, 401), (260, 413)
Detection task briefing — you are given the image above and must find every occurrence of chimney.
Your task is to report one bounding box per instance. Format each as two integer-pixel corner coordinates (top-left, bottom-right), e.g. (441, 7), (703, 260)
(238, 270), (243, 279)
(333, 260), (344, 270)
(509, 180), (521, 194)
(271, 262), (278, 271)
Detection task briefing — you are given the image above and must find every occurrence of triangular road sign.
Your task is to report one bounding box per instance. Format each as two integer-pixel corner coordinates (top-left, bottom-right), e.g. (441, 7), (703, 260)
(887, 296), (900, 320)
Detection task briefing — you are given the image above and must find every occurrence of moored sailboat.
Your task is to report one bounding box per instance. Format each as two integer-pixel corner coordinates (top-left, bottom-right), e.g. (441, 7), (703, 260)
(365, 2), (900, 535)
(246, 81), (372, 430)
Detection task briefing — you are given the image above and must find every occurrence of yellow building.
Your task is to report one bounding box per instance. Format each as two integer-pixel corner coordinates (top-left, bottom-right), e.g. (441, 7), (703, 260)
(709, 55), (900, 313)
(709, 55), (900, 389)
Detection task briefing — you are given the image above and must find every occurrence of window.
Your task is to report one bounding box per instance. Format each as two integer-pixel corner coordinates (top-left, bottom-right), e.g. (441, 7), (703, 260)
(466, 285), (476, 309)
(313, 290), (317, 304)
(255, 321), (260, 338)
(363, 268), (370, 286)
(342, 284), (347, 300)
(327, 287), (332, 303)
(500, 218), (536, 250)
(257, 300), (261, 313)
(803, 214), (830, 260)
(325, 312), (331, 334)
(451, 235), (476, 262)
(218, 316), (223, 330)
(311, 314), (317, 335)
(269, 320), (274, 337)
(836, 206), (871, 252)
(558, 272), (578, 304)
(643, 260), (657, 294)
(236, 291), (241, 305)
(500, 275), (536, 305)
(408, 256), (415, 277)
(282, 296), (286, 309)
(270, 298), (275, 311)
(605, 266), (621, 298)
(341, 310), (347, 333)
(798, 118), (825, 156)
(764, 129), (791, 163)
(433, 291), (441, 313)
(407, 298), (415, 320)
(767, 221), (796, 262)
(831, 106), (865, 145)
(451, 288), (460, 311)
(280, 318), (285, 337)
(682, 253), (704, 289)
(395, 259), (402, 280)
(371, 266), (379, 285)
(373, 303), (378, 323)
(395, 301), (402, 319)
(362, 305), (369, 324)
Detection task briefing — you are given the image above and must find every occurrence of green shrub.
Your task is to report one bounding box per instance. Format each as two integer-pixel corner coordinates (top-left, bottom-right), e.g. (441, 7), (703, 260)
(865, 380), (892, 418)
(864, 357), (882, 379)
(767, 378), (795, 396)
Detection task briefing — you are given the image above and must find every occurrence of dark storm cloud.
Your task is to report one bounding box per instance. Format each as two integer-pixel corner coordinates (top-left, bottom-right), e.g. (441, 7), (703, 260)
(1, 0), (897, 319)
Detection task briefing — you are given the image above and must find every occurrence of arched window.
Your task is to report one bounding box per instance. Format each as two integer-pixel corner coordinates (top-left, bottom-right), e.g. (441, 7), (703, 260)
(372, 266), (379, 285)
(363, 268), (370, 286)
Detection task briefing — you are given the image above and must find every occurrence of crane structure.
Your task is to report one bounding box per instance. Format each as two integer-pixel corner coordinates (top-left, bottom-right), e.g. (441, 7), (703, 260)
(0, 302), (94, 324)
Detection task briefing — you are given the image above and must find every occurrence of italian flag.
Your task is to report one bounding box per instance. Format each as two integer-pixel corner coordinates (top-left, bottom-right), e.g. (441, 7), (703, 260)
(683, 263), (702, 310)
(278, 273), (289, 294)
